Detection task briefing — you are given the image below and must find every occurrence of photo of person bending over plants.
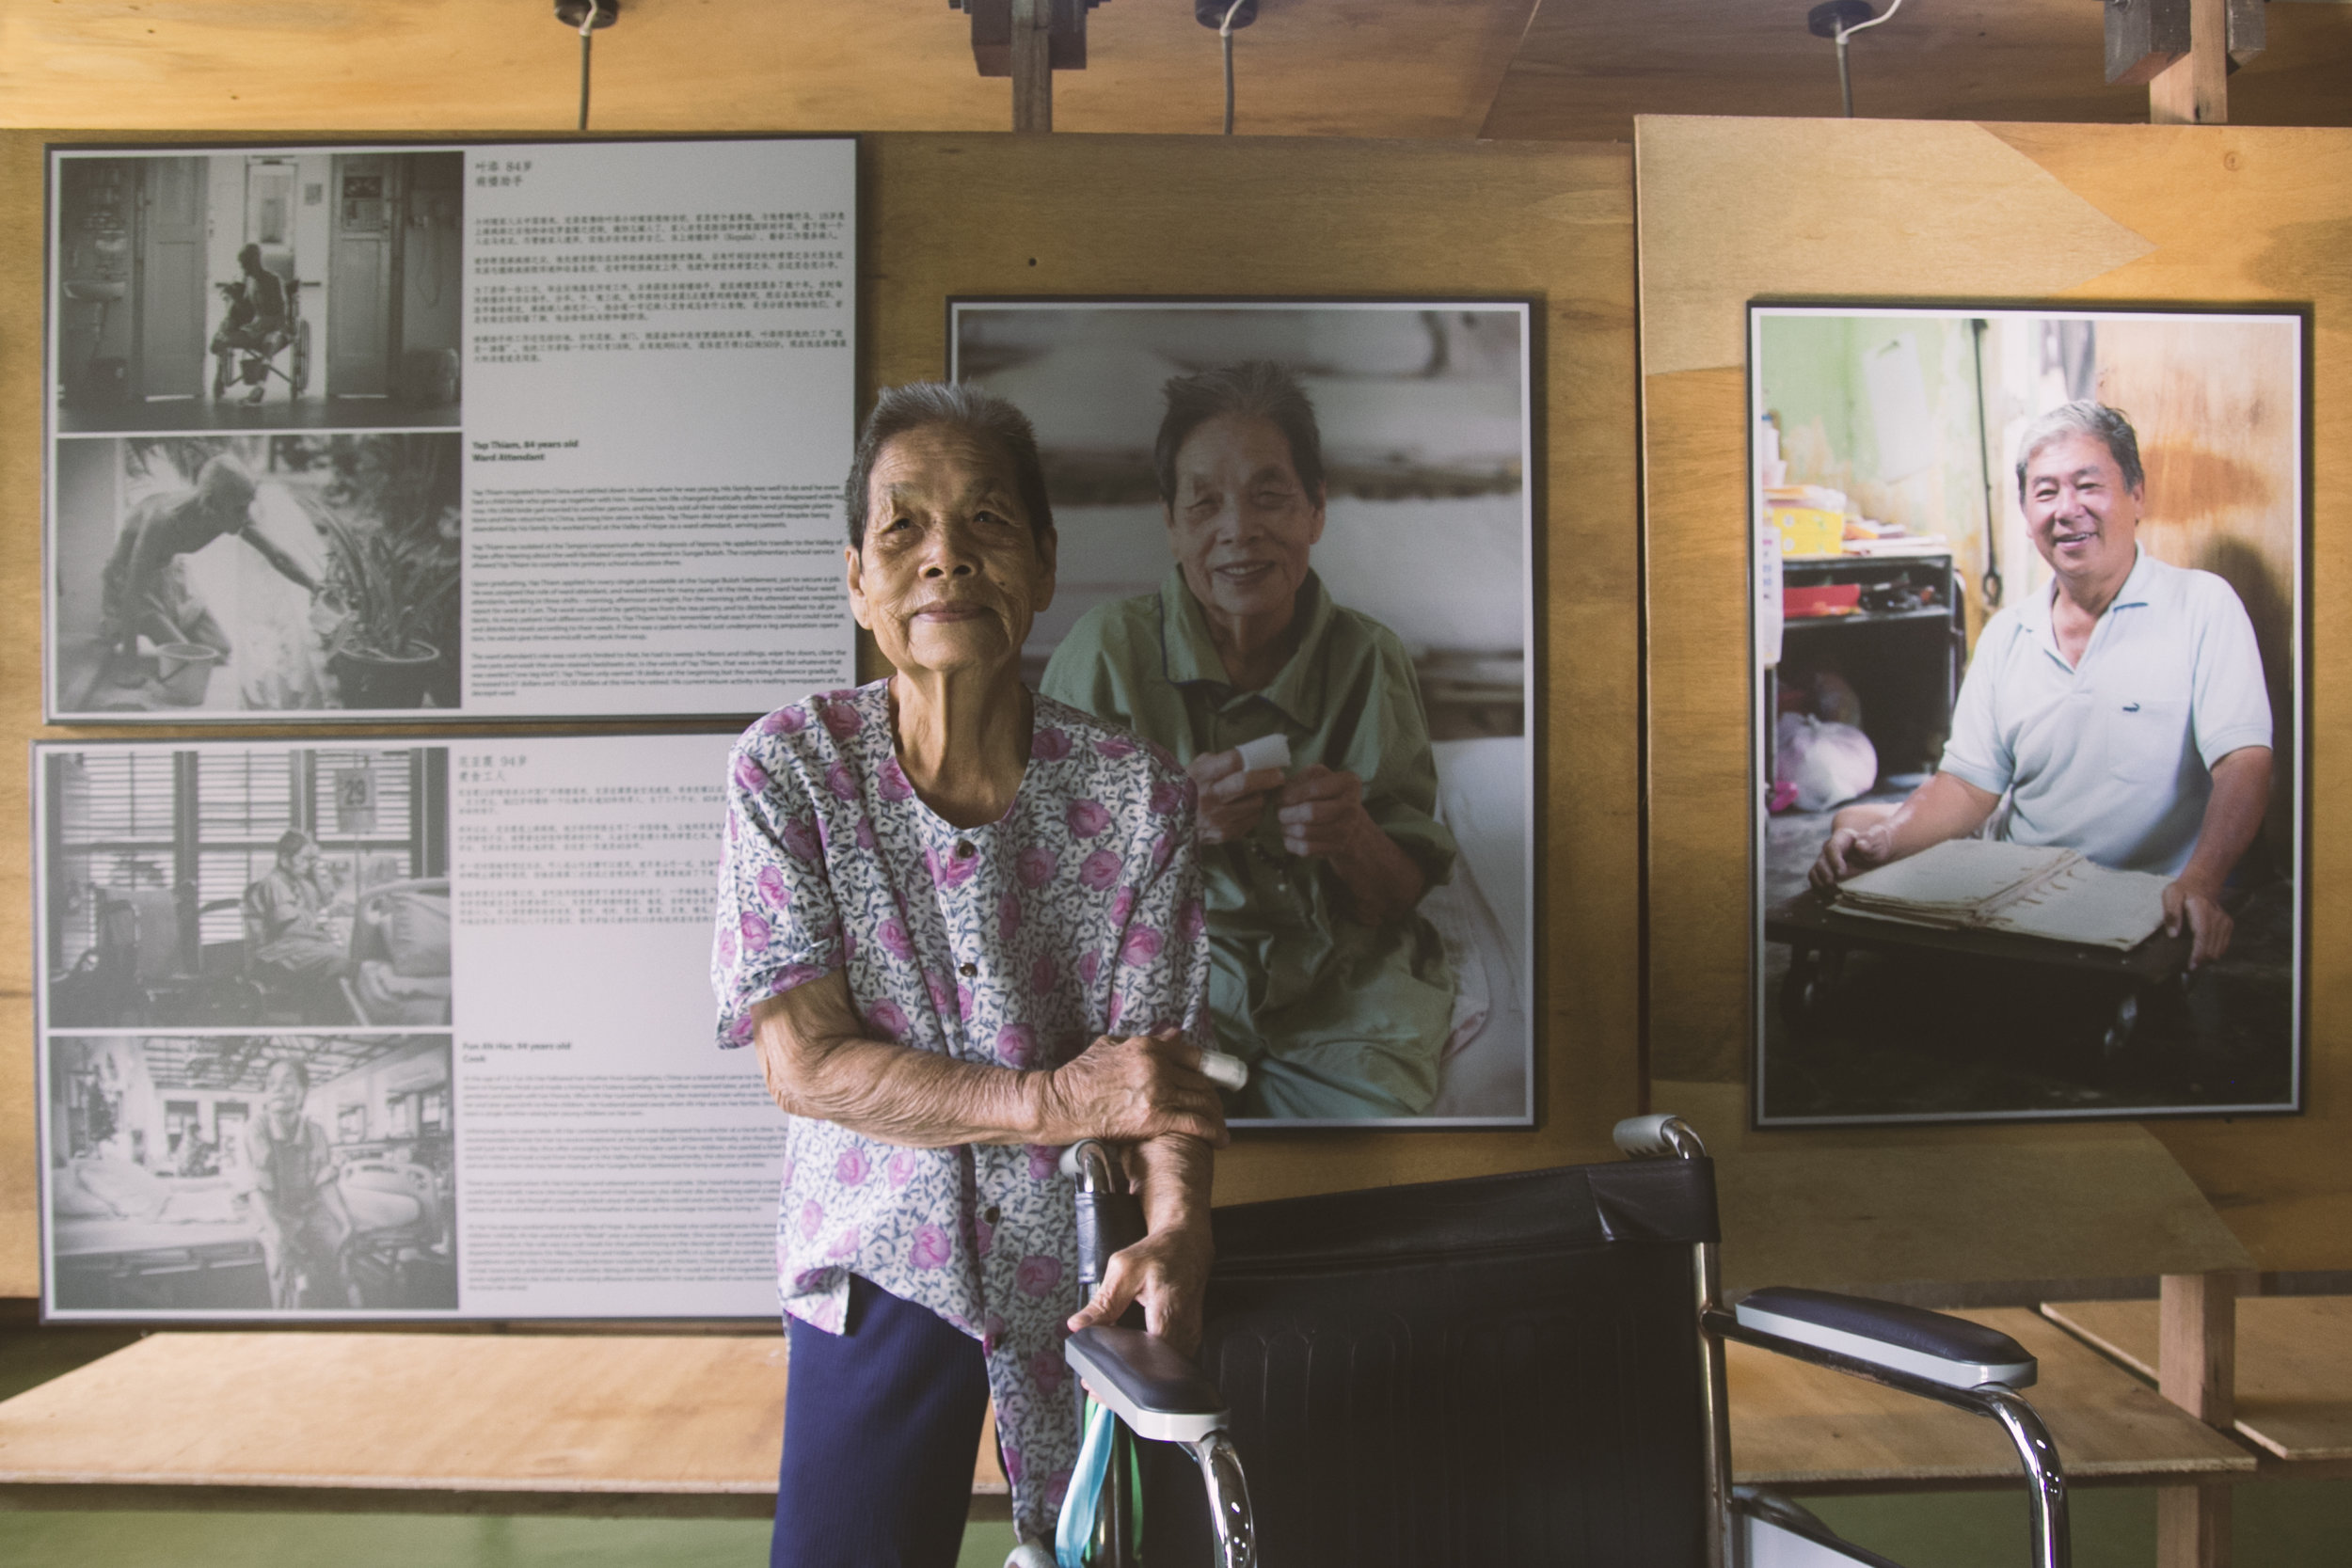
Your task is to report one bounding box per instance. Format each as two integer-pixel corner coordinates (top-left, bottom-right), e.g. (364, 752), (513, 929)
(52, 432), (461, 716)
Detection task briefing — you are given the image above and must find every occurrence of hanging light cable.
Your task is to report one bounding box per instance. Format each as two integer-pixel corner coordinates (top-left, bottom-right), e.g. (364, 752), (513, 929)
(1220, 0), (1248, 135)
(1806, 0), (1907, 118)
(1197, 0), (1258, 135)
(555, 1), (619, 131)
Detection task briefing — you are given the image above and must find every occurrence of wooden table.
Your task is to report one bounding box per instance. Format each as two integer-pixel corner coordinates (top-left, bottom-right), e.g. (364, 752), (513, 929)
(0, 1306), (2265, 1542)
(2044, 1295), (2352, 1466)
(1727, 1307), (2252, 1492)
(0, 1331), (1009, 1517)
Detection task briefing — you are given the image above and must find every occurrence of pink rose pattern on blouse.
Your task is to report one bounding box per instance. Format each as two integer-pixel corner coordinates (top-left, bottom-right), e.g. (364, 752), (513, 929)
(710, 681), (1206, 1542)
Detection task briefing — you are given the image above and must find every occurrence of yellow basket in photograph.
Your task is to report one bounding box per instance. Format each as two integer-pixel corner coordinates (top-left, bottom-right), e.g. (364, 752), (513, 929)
(1772, 505), (1844, 558)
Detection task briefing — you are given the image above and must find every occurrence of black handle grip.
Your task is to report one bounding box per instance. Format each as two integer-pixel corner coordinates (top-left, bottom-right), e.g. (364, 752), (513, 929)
(1076, 1188), (1146, 1290)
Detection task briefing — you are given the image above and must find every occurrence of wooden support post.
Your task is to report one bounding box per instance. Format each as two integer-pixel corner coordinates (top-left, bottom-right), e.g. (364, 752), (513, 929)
(2149, 0), (2228, 124)
(2155, 1271), (2238, 1568)
(1010, 0), (1052, 133)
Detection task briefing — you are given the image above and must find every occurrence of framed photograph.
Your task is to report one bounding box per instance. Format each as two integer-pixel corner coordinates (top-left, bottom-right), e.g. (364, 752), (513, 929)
(46, 1034), (456, 1314)
(951, 298), (1537, 1128)
(1749, 305), (2307, 1126)
(45, 137), (857, 722)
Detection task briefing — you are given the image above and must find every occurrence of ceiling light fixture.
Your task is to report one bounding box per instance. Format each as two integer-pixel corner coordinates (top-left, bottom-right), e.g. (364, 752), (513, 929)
(1806, 0), (1907, 119)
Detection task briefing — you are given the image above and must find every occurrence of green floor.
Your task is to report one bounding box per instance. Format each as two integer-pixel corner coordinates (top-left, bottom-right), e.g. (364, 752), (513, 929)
(2, 1324), (2345, 1566)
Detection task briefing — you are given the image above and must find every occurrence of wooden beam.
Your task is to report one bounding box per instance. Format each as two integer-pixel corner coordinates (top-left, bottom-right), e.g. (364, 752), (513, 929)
(2154, 1272), (2239, 1568)
(1011, 0), (1053, 132)
(2149, 0), (2227, 123)
(2159, 1272), (2236, 1427)
(2157, 1484), (2232, 1568)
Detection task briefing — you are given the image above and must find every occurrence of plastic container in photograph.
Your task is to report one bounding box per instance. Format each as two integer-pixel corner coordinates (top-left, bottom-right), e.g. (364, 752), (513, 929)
(1772, 505), (1845, 557)
(1783, 583), (1862, 619)
(331, 642), (441, 709)
(152, 643), (221, 705)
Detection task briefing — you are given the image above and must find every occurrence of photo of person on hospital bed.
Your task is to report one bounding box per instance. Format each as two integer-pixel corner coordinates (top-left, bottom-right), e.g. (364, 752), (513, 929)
(1753, 309), (2302, 1124)
(44, 1035), (455, 1314)
(956, 302), (1535, 1126)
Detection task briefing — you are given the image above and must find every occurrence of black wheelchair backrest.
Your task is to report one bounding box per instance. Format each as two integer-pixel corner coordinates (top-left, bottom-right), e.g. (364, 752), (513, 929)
(1138, 1157), (1723, 1568)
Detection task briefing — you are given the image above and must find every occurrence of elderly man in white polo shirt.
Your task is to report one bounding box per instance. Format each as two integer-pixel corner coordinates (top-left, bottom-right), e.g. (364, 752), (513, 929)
(1812, 401), (2273, 968)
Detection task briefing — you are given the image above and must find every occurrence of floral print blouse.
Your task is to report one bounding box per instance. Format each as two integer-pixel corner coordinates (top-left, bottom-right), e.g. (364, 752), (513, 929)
(712, 680), (1208, 1541)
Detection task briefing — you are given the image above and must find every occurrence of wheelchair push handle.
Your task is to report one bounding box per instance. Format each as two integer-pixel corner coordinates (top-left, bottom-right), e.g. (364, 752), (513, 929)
(1613, 1113), (1708, 1160)
(1060, 1139), (1146, 1292)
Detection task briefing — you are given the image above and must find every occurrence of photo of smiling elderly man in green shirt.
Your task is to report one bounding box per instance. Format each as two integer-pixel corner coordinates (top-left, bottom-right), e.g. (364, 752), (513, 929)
(1042, 362), (1459, 1120)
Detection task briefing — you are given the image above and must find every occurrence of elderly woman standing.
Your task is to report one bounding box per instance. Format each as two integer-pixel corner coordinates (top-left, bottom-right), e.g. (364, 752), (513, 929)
(1042, 361), (1458, 1121)
(712, 383), (1223, 1567)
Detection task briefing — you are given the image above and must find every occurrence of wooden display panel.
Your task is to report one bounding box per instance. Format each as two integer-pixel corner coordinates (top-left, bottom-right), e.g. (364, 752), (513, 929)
(1635, 116), (2352, 1273)
(2047, 1294), (2352, 1462)
(0, 130), (1644, 1296)
(1727, 1306), (2252, 1489)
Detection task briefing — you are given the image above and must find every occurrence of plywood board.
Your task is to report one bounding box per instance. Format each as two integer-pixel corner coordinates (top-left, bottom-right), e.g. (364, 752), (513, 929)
(2044, 1295), (2352, 1461)
(1730, 1306), (2254, 1487)
(1481, 0), (2352, 145)
(0, 1), (1537, 142)
(1657, 1081), (2253, 1296)
(1635, 116), (2352, 1275)
(0, 1330), (1008, 1502)
(1638, 118), (2153, 378)
(0, 130), (1645, 1293)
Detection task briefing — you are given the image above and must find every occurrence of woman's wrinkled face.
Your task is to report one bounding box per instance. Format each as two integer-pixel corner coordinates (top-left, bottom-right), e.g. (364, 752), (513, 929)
(264, 1064), (304, 1117)
(847, 424), (1055, 681)
(1166, 414), (1325, 634)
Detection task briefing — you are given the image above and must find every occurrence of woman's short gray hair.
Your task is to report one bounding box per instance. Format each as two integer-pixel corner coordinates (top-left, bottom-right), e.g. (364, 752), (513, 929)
(1153, 361), (1326, 509)
(2014, 401), (2144, 500)
(843, 382), (1054, 551)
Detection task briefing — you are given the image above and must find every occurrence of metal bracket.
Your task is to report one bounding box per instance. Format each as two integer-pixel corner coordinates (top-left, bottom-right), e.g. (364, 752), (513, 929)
(2105, 0), (2191, 87)
(954, 0), (1109, 77)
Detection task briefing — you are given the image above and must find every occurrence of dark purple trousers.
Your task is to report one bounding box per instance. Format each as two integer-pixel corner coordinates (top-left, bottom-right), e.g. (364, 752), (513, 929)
(773, 1275), (994, 1568)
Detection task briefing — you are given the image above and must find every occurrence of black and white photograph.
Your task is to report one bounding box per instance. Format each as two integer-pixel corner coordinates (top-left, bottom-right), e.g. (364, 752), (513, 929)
(1751, 306), (2306, 1126)
(51, 434), (461, 715)
(41, 745), (451, 1032)
(952, 299), (1535, 1127)
(44, 1034), (455, 1315)
(53, 150), (462, 432)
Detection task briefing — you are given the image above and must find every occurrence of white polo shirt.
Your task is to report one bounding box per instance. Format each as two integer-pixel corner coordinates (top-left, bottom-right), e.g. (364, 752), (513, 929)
(1939, 546), (2272, 877)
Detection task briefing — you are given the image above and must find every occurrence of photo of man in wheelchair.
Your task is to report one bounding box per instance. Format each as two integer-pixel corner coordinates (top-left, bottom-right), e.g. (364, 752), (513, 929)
(43, 745), (452, 1033)
(52, 150), (462, 433)
(210, 241), (306, 407)
(45, 1035), (456, 1315)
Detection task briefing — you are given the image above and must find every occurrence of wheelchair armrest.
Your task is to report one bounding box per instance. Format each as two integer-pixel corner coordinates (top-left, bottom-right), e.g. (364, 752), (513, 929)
(1735, 1286), (2038, 1391)
(1065, 1324), (1230, 1445)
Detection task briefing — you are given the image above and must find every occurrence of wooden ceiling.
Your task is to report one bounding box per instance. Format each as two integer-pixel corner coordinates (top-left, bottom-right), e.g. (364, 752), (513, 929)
(1, 0), (2347, 139)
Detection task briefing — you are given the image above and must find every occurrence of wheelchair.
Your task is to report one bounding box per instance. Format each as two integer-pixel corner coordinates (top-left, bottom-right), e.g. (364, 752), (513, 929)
(1033, 1115), (2068, 1568)
(211, 244), (310, 405)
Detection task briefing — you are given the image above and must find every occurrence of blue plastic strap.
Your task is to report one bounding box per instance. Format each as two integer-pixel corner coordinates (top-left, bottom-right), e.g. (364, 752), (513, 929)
(1055, 1399), (1119, 1568)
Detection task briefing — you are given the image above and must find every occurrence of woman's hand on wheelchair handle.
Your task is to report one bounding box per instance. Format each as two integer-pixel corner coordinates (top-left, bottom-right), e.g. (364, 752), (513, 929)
(1066, 1218), (1214, 1354)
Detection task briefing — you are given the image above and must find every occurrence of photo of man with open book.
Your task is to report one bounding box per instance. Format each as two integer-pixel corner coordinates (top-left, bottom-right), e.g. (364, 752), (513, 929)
(1752, 308), (2303, 1126)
